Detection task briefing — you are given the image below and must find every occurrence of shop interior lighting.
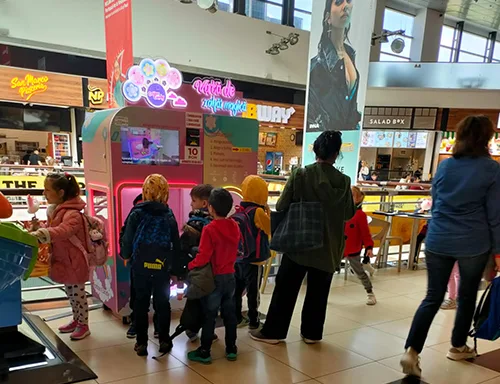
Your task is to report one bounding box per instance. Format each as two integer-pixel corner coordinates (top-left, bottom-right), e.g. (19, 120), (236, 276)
(265, 31), (300, 55)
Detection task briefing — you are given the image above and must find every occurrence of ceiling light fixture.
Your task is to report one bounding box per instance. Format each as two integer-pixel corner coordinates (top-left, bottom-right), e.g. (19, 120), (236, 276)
(179, 0), (218, 13)
(265, 31), (300, 55)
(371, 29), (405, 46)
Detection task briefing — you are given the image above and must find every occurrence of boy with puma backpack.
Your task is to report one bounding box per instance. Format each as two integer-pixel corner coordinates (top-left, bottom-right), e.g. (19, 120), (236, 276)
(232, 175), (271, 329)
(120, 174), (180, 357)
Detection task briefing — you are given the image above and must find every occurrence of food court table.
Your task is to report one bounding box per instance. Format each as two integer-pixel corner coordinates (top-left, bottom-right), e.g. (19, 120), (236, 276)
(374, 211), (432, 270)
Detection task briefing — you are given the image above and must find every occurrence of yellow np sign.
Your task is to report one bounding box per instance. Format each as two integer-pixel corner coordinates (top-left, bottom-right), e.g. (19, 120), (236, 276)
(88, 85), (105, 105)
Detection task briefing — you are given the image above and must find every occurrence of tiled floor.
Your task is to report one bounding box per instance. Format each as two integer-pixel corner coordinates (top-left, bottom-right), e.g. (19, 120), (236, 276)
(27, 268), (500, 384)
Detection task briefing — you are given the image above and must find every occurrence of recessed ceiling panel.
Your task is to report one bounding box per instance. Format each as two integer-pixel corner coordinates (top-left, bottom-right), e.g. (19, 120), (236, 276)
(400, 0), (500, 30)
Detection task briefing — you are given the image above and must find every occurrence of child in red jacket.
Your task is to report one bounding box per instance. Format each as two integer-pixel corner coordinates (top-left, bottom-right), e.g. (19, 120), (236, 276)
(187, 188), (240, 364)
(344, 186), (377, 305)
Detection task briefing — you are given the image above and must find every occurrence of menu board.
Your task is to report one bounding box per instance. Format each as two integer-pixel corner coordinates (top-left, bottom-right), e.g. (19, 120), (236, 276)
(203, 115), (258, 187)
(407, 132), (417, 148)
(489, 138), (500, 155)
(415, 132), (428, 149)
(440, 137), (455, 154)
(393, 131), (409, 148)
(373, 131), (394, 147)
(361, 131), (376, 147)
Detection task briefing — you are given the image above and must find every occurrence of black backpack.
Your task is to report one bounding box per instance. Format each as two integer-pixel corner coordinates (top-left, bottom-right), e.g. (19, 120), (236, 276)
(132, 211), (174, 274)
(469, 277), (500, 352)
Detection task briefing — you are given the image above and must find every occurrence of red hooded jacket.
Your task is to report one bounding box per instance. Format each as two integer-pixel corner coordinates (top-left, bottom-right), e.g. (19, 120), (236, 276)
(188, 218), (240, 275)
(344, 208), (374, 257)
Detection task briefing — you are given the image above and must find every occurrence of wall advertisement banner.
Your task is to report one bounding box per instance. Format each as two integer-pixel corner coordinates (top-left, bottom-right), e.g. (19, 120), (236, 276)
(103, 0), (134, 108)
(303, 0), (377, 181)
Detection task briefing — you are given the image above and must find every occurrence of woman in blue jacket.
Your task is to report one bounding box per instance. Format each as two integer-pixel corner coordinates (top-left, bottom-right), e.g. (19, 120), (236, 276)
(401, 116), (500, 377)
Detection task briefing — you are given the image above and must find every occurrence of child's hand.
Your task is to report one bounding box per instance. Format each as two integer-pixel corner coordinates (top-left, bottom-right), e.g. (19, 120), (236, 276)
(366, 249), (373, 258)
(30, 218), (40, 231)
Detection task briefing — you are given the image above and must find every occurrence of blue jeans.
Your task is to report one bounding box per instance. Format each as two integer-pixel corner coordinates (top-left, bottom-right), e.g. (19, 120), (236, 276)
(200, 274), (237, 352)
(405, 250), (490, 353)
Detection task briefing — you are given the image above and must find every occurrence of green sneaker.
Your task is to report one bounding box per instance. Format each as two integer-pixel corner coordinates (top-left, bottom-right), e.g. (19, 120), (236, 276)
(237, 317), (250, 328)
(226, 346), (238, 362)
(187, 348), (212, 364)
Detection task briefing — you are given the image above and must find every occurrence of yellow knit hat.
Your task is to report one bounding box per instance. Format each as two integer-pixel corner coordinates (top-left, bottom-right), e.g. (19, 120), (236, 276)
(142, 174), (169, 203)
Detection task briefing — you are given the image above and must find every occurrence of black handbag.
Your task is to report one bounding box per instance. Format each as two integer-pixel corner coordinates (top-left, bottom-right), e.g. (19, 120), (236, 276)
(270, 168), (324, 253)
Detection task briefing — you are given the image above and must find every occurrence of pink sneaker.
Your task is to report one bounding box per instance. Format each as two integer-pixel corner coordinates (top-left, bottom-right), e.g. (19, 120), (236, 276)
(58, 320), (78, 334)
(70, 324), (91, 340)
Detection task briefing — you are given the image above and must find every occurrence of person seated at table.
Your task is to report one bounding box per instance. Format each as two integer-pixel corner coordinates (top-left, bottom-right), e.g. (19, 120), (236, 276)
(369, 172), (379, 181)
(409, 177), (425, 191)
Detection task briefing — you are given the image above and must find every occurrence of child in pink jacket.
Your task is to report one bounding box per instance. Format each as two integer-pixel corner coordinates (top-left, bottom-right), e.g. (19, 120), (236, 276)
(32, 173), (90, 340)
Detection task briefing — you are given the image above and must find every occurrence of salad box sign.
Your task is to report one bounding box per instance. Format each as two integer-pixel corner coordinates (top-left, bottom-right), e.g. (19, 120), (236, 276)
(122, 58), (188, 109)
(363, 115), (411, 129)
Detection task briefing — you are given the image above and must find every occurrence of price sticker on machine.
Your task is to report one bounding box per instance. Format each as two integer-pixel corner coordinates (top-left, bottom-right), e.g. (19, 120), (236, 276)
(181, 146), (203, 165)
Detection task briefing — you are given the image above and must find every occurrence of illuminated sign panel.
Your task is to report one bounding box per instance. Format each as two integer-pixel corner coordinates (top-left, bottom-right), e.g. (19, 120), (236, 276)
(11, 74), (49, 101)
(243, 103), (296, 124)
(192, 78), (247, 116)
(88, 85), (105, 105)
(122, 58), (187, 109)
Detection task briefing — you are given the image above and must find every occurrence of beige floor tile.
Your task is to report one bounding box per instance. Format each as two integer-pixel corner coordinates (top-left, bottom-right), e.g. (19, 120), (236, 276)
(291, 311), (364, 336)
(261, 340), (371, 378)
(405, 291), (428, 301)
(75, 381), (98, 384)
(316, 362), (404, 384)
(373, 318), (450, 347)
(372, 295), (422, 317)
(297, 381), (321, 384)
(59, 320), (134, 352)
(34, 307), (119, 330)
(480, 376), (500, 384)
(106, 367), (211, 384)
(379, 347), (499, 384)
(328, 302), (408, 326)
(324, 327), (405, 361)
(78, 343), (184, 384)
(371, 279), (427, 295)
(189, 350), (310, 384)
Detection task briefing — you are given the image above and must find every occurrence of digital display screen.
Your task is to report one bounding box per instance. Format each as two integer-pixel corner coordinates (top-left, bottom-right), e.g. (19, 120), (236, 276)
(120, 127), (180, 166)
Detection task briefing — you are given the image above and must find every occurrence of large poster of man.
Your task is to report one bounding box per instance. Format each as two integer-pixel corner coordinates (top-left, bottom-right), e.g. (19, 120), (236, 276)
(303, 0), (376, 180)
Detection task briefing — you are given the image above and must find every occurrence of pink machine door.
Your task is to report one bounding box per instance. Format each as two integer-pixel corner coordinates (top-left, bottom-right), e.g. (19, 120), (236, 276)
(86, 188), (116, 312)
(113, 186), (193, 315)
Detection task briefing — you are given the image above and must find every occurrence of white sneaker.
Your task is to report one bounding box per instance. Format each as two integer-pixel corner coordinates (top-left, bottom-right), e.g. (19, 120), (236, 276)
(366, 293), (377, 306)
(400, 348), (422, 378)
(440, 299), (457, 310)
(447, 345), (477, 361)
(301, 334), (320, 345)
